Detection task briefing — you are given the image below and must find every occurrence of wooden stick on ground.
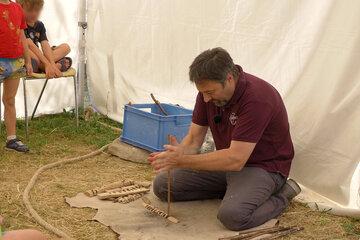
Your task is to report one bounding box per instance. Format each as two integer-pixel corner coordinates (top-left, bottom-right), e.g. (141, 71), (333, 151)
(97, 188), (150, 200)
(141, 197), (179, 224)
(219, 226), (303, 240)
(261, 226), (304, 240)
(105, 185), (140, 194)
(84, 179), (135, 197)
(118, 193), (145, 204)
(219, 226), (281, 240)
(134, 181), (152, 188)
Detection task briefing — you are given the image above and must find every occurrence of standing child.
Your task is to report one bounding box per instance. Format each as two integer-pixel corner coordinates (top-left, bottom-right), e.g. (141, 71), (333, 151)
(0, 0), (32, 152)
(17, 0), (72, 79)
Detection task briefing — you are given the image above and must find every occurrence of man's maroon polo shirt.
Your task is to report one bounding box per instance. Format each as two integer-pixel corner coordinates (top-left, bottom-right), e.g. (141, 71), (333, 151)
(192, 65), (294, 177)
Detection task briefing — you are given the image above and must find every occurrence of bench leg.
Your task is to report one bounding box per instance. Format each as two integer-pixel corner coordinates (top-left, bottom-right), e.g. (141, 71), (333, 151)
(23, 78), (29, 141)
(31, 79), (49, 120)
(73, 75), (79, 127)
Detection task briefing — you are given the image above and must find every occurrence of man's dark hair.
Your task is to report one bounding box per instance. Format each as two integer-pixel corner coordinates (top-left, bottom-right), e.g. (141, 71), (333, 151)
(189, 47), (239, 84)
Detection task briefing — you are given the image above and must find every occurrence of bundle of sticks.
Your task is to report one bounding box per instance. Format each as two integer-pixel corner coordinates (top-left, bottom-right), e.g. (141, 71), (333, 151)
(219, 225), (304, 240)
(84, 179), (151, 204)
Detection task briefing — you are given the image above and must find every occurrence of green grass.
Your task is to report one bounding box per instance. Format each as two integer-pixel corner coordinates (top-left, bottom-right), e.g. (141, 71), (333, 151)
(0, 112), (149, 240)
(0, 111), (121, 151)
(342, 217), (360, 238)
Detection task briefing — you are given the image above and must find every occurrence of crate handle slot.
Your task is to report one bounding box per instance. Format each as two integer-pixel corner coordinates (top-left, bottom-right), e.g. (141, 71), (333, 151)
(175, 116), (191, 126)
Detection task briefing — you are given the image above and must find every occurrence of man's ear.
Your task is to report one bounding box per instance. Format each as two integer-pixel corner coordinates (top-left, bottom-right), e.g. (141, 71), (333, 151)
(225, 73), (234, 85)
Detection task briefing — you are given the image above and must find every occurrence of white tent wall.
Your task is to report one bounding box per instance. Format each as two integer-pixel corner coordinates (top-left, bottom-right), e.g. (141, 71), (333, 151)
(0, 1), (80, 120)
(86, 0), (360, 216)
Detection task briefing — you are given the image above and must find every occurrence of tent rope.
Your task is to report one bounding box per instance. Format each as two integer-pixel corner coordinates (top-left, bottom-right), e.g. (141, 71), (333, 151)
(23, 144), (110, 239)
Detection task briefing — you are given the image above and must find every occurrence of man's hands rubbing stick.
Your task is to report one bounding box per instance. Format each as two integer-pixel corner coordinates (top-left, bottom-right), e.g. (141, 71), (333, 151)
(148, 135), (184, 173)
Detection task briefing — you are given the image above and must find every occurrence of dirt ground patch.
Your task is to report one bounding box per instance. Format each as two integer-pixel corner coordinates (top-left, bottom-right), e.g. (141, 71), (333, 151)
(0, 114), (359, 239)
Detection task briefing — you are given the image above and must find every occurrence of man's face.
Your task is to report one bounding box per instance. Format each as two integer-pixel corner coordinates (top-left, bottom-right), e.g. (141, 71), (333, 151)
(23, 7), (42, 24)
(195, 73), (236, 107)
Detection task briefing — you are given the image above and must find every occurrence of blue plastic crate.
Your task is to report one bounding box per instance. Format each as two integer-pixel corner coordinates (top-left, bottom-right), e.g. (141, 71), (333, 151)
(120, 103), (193, 152)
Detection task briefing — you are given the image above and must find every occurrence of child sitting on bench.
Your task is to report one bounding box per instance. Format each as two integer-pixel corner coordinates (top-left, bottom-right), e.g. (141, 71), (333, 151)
(17, 0), (72, 79)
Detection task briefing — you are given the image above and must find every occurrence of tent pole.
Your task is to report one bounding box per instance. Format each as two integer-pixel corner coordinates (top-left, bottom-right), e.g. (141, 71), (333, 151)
(77, 0), (87, 113)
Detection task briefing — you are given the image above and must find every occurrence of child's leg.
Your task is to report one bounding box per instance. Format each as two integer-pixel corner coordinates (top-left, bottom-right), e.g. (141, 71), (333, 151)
(3, 229), (47, 240)
(2, 76), (29, 152)
(0, 58), (28, 151)
(52, 44), (72, 72)
(52, 43), (71, 62)
(28, 48), (42, 73)
(2, 77), (20, 137)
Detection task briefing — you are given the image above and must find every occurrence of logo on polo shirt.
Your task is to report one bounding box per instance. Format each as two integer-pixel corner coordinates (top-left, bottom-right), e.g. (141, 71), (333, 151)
(229, 112), (238, 126)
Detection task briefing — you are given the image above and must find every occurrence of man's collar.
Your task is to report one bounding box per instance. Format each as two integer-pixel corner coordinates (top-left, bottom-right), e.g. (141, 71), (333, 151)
(225, 65), (246, 107)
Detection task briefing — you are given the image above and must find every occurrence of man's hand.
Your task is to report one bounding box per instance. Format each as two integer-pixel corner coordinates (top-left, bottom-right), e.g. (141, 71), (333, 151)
(25, 62), (33, 76)
(148, 136), (184, 173)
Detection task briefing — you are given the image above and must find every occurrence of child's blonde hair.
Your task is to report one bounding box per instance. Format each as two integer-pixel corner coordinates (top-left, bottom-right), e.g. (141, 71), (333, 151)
(16, 0), (44, 10)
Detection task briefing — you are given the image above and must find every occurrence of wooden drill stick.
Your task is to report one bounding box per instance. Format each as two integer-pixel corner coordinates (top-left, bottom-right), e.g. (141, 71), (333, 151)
(150, 94), (171, 215)
(97, 188), (150, 200)
(166, 135), (172, 215)
(167, 170), (171, 215)
(84, 180), (134, 197)
(142, 202), (179, 223)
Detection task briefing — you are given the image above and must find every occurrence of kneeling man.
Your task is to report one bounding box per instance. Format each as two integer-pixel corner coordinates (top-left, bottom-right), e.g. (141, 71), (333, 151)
(148, 47), (300, 231)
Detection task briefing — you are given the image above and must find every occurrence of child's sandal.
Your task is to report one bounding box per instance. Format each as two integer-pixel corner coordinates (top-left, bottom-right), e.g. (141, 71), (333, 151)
(56, 57), (72, 72)
(5, 138), (29, 153)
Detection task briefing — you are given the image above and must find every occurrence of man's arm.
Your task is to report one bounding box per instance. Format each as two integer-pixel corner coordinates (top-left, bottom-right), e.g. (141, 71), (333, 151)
(149, 139), (256, 172)
(178, 140), (256, 171)
(179, 123), (208, 154)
